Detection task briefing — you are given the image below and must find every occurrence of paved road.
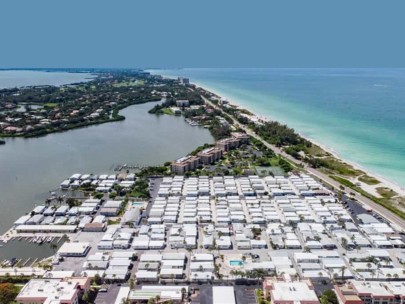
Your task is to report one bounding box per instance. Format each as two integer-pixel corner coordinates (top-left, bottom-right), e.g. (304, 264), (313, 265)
(202, 95), (405, 231)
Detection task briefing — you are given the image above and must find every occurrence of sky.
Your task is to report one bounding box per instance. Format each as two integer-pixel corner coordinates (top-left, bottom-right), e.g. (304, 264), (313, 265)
(1, 0), (405, 68)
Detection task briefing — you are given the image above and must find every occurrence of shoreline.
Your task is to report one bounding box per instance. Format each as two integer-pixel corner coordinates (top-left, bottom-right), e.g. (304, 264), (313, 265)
(157, 74), (405, 197)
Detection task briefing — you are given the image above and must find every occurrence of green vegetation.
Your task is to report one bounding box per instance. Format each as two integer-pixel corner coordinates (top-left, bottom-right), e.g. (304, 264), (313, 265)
(359, 175), (380, 185)
(189, 143), (215, 156)
(0, 283), (20, 304)
(130, 178), (150, 198)
(376, 187), (397, 199)
(208, 117), (232, 140)
(200, 88), (405, 220)
(307, 157), (361, 176)
(148, 88), (203, 115)
(0, 71), (174, 138)
(43, 102), (58, 108)
(137, 166), (169, 178)
(161, 108), (174, 115)
(330, 175), (405, 220)
(256, 289), (271, 304)
(319, 290), (338, 304)
(108, 218), (121, 225)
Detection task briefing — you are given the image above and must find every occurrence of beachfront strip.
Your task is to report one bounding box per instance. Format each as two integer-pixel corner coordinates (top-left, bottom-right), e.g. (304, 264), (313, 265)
(5, 173), (405, 303)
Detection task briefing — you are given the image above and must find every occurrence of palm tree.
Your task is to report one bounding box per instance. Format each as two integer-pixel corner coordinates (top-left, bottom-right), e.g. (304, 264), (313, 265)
(341, 237), (348, 250)
(57, 196), (64, 205)
(50, 243), (58, 252)
(340, 266), (346, 281)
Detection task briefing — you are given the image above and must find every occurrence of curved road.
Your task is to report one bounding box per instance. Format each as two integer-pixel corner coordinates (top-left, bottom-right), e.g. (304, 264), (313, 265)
(202, 95), (405, 231)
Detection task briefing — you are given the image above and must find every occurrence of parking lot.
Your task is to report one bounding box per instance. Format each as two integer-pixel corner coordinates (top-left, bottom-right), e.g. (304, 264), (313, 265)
(234, 285), (259, 304)
(94, 284), (121, 304)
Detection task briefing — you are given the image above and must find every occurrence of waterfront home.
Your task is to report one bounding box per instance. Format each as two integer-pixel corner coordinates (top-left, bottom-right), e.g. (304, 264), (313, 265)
(14, 214), (31, 226)
(15, 224), (77, 233)
(26, 214), (44, 225)
(32, 205), (46, 214)
(170, 155), (200, 174)
(197, 147), (223, 165)
(55, 205), (69, 216)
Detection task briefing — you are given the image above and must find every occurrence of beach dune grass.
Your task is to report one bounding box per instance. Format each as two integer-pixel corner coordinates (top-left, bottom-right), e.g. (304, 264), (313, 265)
(330, 175), (405, 220)
(376, 187), (397, 199)
(317, 157), (362, 177)
(359, 175), (380, 185)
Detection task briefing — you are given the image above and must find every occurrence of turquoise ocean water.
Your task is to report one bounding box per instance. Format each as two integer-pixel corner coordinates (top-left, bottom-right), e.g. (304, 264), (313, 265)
(150, 68), (405, 188)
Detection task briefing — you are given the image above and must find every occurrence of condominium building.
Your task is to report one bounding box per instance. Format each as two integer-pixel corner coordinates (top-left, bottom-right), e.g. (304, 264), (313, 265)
(216, 132), (250, 152)
(231, 132), (250, 144)
(171, 156), (200, 174)
(197, 147), (223, 165)
(216, 137), (240, 152)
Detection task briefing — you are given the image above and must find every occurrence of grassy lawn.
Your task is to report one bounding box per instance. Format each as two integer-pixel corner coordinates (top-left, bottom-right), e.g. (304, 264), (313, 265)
(306, 144), (329, 157)
(44, 102), (58, 108)
(359, 175), (380, 185)
(162, 108), (174, 115)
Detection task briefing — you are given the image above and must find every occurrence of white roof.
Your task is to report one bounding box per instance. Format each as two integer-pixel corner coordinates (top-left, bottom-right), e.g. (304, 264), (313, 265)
(114, 287), (131, 304)
(58, 242), (89, 255)
(271, 282), (318, 302)
(212, 286), (236, 304)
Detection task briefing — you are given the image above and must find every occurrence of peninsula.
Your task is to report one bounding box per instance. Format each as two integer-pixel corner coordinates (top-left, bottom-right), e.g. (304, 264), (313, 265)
(1, 71), (405, 304)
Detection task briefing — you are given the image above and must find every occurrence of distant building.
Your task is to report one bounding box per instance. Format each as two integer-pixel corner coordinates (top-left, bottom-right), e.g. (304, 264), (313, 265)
(231, 132), (250, 144)
(178, 77), (190, 85)
(216, 137), (240, 152)
(175, 99), (190, 107)
(216, 132), (250, 152)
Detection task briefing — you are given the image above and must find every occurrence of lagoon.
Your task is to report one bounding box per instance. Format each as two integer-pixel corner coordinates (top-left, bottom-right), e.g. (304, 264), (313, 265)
(0, 102), (213, 235)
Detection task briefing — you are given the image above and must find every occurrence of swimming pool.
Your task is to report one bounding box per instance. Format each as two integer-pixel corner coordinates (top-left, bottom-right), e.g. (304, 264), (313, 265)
(229, 260), (244, 266)
(132, 202), (145, 207)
